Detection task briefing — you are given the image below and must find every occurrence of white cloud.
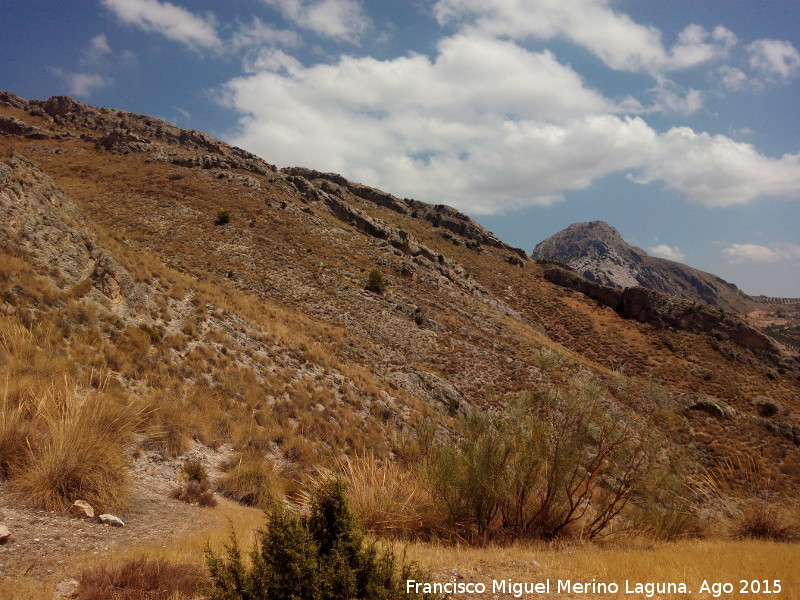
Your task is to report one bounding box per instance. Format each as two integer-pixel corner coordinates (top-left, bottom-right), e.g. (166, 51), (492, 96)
(221, 32), (800, 214)
(433, 0), (735, 73)
(718, 65), (750, 91)
(53, 69), (111, 98)
(722, 243), (800, 264)
(231, 17), (301, 53)
(262, 0), (369, 43)
(747, 39), (800, 79)
(101, 0), (220, 49)
(648, 78), (704, 114)
(82, 34), (112, 65)
(631, 128), (800, 207)
(648, 244), (686, 261)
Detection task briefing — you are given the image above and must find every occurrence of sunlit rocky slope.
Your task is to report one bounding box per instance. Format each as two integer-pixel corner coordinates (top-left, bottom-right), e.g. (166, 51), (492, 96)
(1, 91), (799, 584)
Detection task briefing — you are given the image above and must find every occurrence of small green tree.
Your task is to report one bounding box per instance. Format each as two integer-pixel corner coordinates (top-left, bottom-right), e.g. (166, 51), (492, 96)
(205, 480), (436, 600)
(216, 210), (231, 225)
(365, 269), (386, 294)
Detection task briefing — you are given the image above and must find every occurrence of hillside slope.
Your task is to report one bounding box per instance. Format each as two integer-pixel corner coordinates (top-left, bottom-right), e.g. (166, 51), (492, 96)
(1, 92), (799, 580)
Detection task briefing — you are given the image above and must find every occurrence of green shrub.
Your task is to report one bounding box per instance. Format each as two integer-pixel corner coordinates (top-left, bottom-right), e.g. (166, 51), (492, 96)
(216, 210), (231, 225)
(365, 269), (386, 294)
(206, 480), (437, 600)
(418, 380), (660, 541)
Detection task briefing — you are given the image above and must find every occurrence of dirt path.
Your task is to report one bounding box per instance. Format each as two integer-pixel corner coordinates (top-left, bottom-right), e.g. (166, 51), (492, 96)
(0, 442), (235, 580)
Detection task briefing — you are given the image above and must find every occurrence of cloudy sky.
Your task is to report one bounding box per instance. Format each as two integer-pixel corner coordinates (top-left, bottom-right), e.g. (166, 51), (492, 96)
(2, 0), (799, 295)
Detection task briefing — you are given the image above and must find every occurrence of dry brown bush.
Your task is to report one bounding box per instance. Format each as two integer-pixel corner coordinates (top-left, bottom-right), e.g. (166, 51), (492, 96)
(10, 382), (145, 511)
(78, 557), (203, 600)
(335, 454), (442, 538)
(731, 500), (799, 542)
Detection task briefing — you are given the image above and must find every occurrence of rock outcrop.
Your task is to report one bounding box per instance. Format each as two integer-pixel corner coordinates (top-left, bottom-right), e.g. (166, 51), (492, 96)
(0, 156), (149, 316)
(543, 264), (799, 373)
(533, 221), (757, 313)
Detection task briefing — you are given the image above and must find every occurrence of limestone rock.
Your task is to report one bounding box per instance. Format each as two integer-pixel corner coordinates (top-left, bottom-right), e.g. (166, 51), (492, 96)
(542, 264), (797, 374)
(533, 221), (756, 313)
(70, 500), (95, 519)
(53, 578), (79, 599)
(0, 524), (10, 544)
(0, 157), (97, 285)
(99, 513), (125, 527)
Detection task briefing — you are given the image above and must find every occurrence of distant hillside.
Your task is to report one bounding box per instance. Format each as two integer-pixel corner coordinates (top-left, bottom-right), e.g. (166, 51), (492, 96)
(531, 221), (758, 314)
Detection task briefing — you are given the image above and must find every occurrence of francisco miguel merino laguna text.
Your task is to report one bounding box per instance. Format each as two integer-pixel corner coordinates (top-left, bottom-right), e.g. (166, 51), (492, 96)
(406, 578), (694, 598)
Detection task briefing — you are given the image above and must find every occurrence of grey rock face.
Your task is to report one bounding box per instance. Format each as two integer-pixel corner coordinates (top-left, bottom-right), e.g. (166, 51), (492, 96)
(532, 221), (756, 313)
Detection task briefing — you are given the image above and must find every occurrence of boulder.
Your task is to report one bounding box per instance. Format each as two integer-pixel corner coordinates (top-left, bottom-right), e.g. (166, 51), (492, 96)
(99, 513), (125, 527)
(70, 499), (94, 519)
(0, 524), (10, 544)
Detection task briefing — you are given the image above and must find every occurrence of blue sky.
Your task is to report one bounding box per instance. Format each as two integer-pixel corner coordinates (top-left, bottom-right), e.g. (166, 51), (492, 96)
(2, 0), (799, 296)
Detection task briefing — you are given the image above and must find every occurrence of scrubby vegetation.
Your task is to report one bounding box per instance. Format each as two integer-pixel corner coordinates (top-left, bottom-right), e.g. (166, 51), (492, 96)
(78, 558), (203, 600)
(206, 480), (437, 600)
(365, 269), (387, 293)
(1, 97), (799, 598)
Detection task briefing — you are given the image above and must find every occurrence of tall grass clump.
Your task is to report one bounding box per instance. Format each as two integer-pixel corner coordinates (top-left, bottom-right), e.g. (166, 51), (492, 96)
(532, 347), (565, 373)
(206, 479), (438, 600)
(731, 500), (799, 542)
(218, 447), (281, 507)
(1, 378), (145, 511)
(327, 454), (440, 538)
(78, 557), (203, 600)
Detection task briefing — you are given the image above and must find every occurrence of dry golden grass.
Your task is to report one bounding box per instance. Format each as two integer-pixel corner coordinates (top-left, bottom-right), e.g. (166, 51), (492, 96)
(217, 447), (282, 507)
(2, 103), (800, 598)
(4, 379), (145, 511)
(321, 454), (442, 538)
(408, 538), (800, 599)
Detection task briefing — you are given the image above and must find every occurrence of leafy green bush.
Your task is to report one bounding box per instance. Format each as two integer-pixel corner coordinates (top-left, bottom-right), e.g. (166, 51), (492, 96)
(206, 480), (436, 600)
(365, 269), (386, 294)
(418, 380), (660, 541)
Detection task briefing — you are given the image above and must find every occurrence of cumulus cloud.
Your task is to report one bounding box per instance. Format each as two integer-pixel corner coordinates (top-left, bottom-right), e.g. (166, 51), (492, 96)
(722, 243), (800, 264)
(221, 31), (800, 214)
(648, 79), (704, 114)
(53, 69), (111, 98)
(718, 65), (751, 91)
(747, 39), (800, 79)
(433, 0), (736, 73)
(630, 129), (800, 207)
(101, 0), (220, 49)
(648, 244), (686, 261)
(262, 0), (369, 43)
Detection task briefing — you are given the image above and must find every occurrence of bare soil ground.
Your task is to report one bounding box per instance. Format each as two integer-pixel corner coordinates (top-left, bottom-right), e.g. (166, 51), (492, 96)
(0, 442), (232, 580)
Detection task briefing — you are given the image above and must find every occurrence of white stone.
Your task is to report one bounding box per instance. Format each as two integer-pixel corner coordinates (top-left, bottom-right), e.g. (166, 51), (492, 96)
(70, 499), (94, 519)
(98, 513), (125, 527)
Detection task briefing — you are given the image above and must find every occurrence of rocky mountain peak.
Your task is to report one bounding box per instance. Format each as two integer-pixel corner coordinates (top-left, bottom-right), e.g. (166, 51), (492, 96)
(532, 221), (757, 313)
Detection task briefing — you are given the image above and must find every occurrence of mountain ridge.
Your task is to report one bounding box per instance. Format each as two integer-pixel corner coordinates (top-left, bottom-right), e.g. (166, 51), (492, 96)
(531, 220), (764, 313)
